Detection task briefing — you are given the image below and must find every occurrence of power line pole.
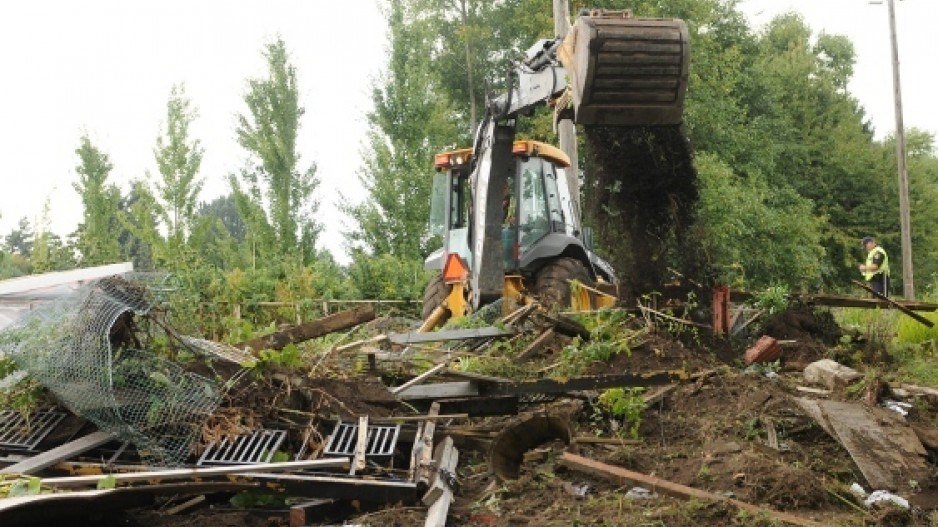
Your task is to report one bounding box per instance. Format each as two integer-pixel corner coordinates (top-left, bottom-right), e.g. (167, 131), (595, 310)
(884, 0), (915, 299)
(553, 0), (580, 222)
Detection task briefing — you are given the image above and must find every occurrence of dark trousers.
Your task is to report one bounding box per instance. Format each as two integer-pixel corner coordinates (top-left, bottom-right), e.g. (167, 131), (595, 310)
(868, 274), (888, 297)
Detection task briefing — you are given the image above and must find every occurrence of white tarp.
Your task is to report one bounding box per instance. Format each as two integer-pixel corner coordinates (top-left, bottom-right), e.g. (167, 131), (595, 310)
(0, 262), (133, 330)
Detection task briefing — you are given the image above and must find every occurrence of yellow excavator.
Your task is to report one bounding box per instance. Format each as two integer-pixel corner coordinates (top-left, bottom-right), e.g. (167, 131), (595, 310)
(421, 10), (690, 328)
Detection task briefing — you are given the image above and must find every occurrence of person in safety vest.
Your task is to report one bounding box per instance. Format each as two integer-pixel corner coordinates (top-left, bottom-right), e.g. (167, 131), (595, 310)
(859, 236), (889, 297)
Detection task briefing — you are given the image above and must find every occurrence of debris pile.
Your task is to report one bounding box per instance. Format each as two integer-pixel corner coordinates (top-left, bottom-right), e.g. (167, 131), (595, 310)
(2, 276), (938, 526)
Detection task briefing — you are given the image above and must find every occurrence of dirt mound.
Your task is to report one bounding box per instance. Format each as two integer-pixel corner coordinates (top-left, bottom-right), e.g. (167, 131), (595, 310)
(761, 307), (842, 368)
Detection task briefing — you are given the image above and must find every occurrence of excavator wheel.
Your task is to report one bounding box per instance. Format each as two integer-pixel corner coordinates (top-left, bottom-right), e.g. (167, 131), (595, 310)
(533, 257), (595, 312)
(421, 273), (451, 323)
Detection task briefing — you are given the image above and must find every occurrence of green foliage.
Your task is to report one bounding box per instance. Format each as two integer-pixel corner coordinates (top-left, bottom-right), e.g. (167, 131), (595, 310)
(342, 0), (459, 260)
(751, 284), (790, 316)
(73, 135), (123, 265)
(231, 37), (321, 264)
(897, 311), (938, 346)
(597, 387), (645, 439)
(257, 344), (304, 370)
(347, 253), (430, 301)
(149, 83), (205, 266)
(695, 152), (826, 289)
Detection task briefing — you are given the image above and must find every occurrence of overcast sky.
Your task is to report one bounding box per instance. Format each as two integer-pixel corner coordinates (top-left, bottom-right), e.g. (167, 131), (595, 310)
(0, 0), (935, 264)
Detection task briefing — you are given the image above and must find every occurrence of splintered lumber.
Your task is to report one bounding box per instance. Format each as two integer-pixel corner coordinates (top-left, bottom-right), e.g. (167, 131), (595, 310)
(388, 327), (515, 345)
(424, 436), (459, 527)
(415, 402), (441, 489)
(235, 304), (376, 352)
(422, 436), (458, 506)
(795, 398), (928, 490)
(852, 280), (934, 327)
(391, 363), (448, 395)
(396, 382), (480, 401)
(560, 452), (822, 527)
(730, 289), (938, 312)
(353, 416), (369, 474)
(41, 458), (351, 489)
(0, 430), (115, 475)
(515, 328), (555, 362)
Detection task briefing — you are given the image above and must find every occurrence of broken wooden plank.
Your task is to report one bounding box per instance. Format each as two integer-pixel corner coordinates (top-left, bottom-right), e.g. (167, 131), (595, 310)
(235, 304), (376, 352)
(539, 313), (590, 340)
(372, 414), (468, 423)
(0, 430), (115, 475)
(390, 363), (448, 395)
(395, 382), (479, 401)
(851, 280), (935, 327)
(415, 402), (440, 489)
(41, 458), (351, 489)
(408, 421), (425, 482)
(515, 328), (555, 362)
(423, 437), (458, 527)
(572, 436), (642, 446)
(560, 452), (822, 527)
(289, 499), (335, 527)
(389, 327), (515, 345)
(440, 369), (510, 384)
(422, 436), (458, 506)
(334, 334), (388, 353)
(353, 416), (369, 474)
(730, 290), (938, 311)
(814, 399), (928, 490)
(164, 495), (205, 515)
(244, 473), (418, 504)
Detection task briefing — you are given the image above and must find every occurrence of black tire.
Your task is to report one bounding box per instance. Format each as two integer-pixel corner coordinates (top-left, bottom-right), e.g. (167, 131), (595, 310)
(422, 273), (451, 322)
(533, 257), (594, 311)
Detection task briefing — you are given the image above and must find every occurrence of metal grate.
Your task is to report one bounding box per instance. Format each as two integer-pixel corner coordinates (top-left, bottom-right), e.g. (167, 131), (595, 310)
(197, 429), (287, 466)
(0, 410), (66, 450)
(324, 422), (400, 458)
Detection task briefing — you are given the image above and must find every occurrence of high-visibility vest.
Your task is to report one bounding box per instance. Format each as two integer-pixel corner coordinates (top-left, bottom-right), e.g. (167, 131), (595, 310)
(863, 246), (889, 281)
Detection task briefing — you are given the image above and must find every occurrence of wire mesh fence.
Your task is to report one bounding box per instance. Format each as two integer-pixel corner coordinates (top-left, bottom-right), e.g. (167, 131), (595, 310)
(0, 275), (223, 466)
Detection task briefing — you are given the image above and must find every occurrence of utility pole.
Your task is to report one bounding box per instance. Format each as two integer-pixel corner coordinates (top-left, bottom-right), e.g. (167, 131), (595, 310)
(884, 0), (915, 299)
(553, 0), (580, 222)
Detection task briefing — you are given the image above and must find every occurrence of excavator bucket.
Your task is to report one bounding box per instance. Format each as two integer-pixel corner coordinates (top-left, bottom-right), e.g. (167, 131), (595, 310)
(559, 10), (689, 126)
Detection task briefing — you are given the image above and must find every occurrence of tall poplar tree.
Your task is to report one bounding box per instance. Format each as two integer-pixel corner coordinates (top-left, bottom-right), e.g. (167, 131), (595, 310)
(343, 0), (458, 259)
(230, 37), (320, 263)
(73, 135), (122, 265)
(152, 84), (204, 254)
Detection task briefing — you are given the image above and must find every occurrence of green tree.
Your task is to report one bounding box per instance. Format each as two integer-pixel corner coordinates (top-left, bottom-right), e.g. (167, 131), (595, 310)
(73, 135), (122, 265)
(230, 37), (320, 264)
(4, 217), (34, 257)
(342, 0), (459, 260)
(152, 84), (204, 255)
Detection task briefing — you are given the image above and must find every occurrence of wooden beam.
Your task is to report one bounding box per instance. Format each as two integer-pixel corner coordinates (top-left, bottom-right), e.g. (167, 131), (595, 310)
(423, 437), (458, 527)
(391, 363), (448, 395)
(0, 431), (115, 475)
(414, 402), (440, 489)
(41, 458), (351, 489)
(560, 452), (822, 527)
(852, 280), (934, 327)
(234, 305), (376, 352)
(353, 416), (369, 474)
(515, 328), (555, 362)
(389, 327), (515, 345)
(422, 436), (457, 506)
(395, 382), (479, 401)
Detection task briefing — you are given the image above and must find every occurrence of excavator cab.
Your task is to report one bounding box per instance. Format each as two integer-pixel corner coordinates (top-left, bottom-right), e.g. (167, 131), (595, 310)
(424, 140), (615, 324)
